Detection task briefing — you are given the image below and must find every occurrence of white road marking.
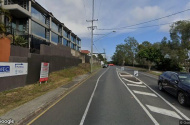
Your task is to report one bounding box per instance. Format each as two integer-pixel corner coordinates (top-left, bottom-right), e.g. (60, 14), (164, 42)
(124, 70), (190, 120)
(146, 105), (182, 119)
(133, 90), (157, 97)
(143, 82), (190, 120)
(79, 67), (110, 125)
(127, 84), (147, 88)
(122, 78), (142, 84)
(117, 71), (159, 125)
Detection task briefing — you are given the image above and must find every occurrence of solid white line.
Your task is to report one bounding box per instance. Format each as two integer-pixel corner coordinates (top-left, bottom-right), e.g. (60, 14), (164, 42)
(127, 84), (147, 88)
(79, 67), (110, 125)
(143, 82), (190, 120)
(122, 78), (142, 84)
(125, 71), (190, 120)
(146, 105), (182, 119)
(117, 71), (159, 125)
(133, 90), (157, 97)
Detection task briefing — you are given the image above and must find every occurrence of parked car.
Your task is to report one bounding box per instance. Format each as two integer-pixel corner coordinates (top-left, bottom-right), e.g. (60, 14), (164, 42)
(102, 64), (108, 68)
(158, 71), (190, 106)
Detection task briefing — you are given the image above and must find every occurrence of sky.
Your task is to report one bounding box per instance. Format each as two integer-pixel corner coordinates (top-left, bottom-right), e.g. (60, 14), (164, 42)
(36, 0), (190, 61)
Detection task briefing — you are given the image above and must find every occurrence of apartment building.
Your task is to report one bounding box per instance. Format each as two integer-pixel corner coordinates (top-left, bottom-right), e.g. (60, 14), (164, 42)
(2, 0), (81, 52)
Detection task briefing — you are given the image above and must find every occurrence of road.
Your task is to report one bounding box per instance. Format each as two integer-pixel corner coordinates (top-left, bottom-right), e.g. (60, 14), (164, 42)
(28, 66), (190, 125)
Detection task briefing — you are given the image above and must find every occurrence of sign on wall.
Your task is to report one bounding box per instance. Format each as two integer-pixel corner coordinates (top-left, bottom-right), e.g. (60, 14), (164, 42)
(39, 62), (49, 83)
(0, 62), (28, 78)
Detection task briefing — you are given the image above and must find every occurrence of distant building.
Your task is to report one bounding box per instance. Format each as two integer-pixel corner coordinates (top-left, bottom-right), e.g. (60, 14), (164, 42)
(2, 0), (81, 52)
(81, 50), (90, 55)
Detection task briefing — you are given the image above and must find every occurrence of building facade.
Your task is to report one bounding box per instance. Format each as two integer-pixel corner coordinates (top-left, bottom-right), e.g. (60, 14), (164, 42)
(2, 0), (81, 52)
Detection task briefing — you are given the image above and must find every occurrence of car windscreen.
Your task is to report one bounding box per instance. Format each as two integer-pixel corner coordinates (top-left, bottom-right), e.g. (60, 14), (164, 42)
(178, 74), (190, 85)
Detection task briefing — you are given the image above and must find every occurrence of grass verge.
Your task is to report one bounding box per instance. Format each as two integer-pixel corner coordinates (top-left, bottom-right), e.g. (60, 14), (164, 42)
(0, 63), (101, 116)
(126, 66), (163, 76)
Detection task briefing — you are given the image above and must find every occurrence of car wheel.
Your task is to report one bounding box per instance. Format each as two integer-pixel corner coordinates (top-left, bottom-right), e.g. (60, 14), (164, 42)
(158, 82), (164, 91)
(178, 92), (186, 106)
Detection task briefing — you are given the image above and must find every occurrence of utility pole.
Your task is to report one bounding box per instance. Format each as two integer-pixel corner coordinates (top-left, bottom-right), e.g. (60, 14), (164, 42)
(103, 48), (106, 64)
(87, 0), (98, 73)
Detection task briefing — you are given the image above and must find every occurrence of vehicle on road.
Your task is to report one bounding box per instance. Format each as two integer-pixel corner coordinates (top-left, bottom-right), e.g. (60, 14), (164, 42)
(158, 71), (190, 106)
(108, 64), (114, 66)
(102, 64), (108, 68)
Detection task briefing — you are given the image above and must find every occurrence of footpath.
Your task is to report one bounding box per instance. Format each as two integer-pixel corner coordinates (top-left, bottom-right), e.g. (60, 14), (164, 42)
(0, 70), (100, 125)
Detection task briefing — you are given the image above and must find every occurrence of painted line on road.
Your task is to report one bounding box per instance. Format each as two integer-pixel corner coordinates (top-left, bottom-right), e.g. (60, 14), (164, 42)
(124, 71), (190, 120)
(122, 78), (142, 84)
(127, 84), (147, 88)
(117, 71), (159, 125)
(143, 81), (190, 120)
(79, 67), (110, 125)
(146, 105), (182, 119)
(133, 90), (157, 97)
(27, 69), (101, 125)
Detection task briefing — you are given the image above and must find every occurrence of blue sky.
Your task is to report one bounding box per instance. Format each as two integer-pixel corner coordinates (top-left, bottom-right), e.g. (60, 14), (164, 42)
(37, 0), (190, 61)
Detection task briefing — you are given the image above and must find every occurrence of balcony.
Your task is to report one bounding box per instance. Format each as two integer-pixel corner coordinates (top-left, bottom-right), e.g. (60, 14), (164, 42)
(3, 0), (30, 18)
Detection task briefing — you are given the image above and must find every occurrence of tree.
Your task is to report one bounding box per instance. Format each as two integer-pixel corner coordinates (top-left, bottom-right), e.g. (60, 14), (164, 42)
(97, 54), (104, 61)
(170, 20), (190, 72)
(124, 37), (139, 66)
(112, 44), (127, 65)
(137, 41), (161, 71)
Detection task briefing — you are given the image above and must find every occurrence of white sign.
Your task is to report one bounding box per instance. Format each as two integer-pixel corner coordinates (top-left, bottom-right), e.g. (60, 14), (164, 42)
(134, 70), (138, 76)
(40, 62), (49, 82)
(0, 62), (28, 77)
(121, 67), (124, 71)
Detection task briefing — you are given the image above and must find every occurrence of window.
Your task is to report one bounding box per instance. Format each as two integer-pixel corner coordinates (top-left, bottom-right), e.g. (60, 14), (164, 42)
(71, 35), (74, 42)
(31, 21), (46, 39)
(51, 32), (59, 43)
(31, 7), (46, 24)
(170, 74), (178, 81)
(63, 38), (67, 46)
(51, 21), (58, 32)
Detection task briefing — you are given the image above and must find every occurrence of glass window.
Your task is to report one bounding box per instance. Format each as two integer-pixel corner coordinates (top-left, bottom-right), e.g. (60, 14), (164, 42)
(63, 30), (68, 38)
(31, 7), (46, 24)
(67, 41), (70, 47)
(31, 21), (46, 39)
(51, 32), (59, 43)
(71, 35), (74, 42)
(63, 38), (67, 46)
(179, 74), (190, 85)
(51, 21), (58, 32)
(170, 74), (178, 81)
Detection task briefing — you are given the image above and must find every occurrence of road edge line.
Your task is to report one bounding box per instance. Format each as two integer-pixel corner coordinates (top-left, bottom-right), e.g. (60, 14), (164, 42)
(26, 69), (102, 125)
(79, 67), (110, 125)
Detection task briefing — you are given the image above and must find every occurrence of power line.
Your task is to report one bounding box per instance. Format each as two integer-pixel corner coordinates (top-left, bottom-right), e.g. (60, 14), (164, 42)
(97, 8), (190, 30)
(82, 0), (87, 19)
(93, 43), (100, 53)
(112, 19), (190, 30)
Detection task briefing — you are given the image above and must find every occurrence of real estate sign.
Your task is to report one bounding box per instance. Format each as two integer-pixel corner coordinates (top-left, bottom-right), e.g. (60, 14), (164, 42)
(0, 62), (28, 77)
(39, 62), (49, 83)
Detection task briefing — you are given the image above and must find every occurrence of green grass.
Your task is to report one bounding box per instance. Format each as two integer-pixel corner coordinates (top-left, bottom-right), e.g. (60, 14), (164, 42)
(0, 63), (101, 116)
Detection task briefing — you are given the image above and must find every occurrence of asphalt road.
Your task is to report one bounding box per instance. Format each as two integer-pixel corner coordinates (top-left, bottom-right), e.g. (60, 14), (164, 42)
(28, 66), (190, 125)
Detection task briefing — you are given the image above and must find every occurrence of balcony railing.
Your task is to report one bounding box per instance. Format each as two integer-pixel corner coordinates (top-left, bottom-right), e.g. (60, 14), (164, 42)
(4, 0), (29, 10)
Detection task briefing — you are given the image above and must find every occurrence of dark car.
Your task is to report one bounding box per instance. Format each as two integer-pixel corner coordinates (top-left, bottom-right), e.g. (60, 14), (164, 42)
(158, 71), (190, 106)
